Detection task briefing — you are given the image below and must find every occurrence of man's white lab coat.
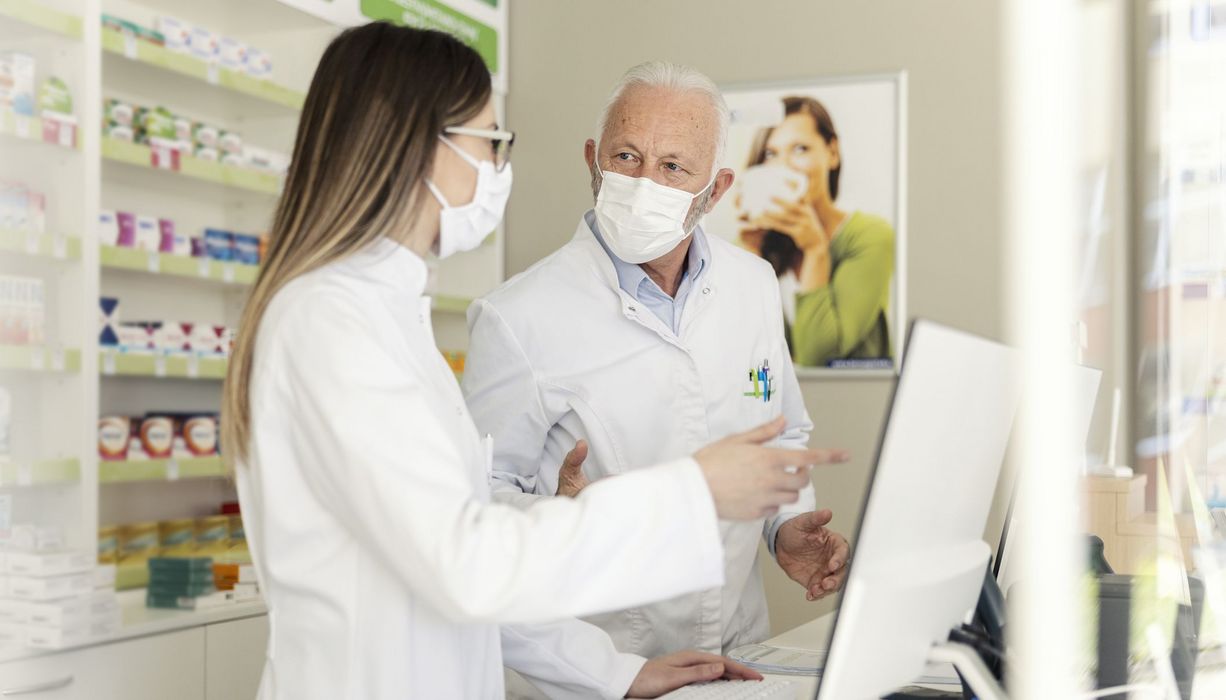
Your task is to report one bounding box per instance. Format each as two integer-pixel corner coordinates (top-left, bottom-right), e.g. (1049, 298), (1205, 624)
(463, 214), (815, 660)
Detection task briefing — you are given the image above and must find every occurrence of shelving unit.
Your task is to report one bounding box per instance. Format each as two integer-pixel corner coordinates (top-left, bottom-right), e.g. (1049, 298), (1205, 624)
(100, 245), (257, 284)
(0, 0), (503, 673)
(101, 137), (280, 195)
(0, 458), (81, 487)
(99, 349), (226, 380)
(0, 0), (83, 39)
(0, 345), (81, 373)
(100, 455), (226, 483)
(0, 111), (80, 150)
(100, 26), (304, 109)
(0, 229), (82, 259)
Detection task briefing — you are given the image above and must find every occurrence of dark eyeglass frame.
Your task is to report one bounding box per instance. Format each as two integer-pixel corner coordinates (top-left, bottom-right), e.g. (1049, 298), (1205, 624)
(443, 126), (515, 172)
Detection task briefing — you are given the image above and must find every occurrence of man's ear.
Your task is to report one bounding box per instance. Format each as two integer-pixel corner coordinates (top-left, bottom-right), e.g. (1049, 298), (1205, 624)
(705, 167), (737, 211)
(584, 139), (597, 171)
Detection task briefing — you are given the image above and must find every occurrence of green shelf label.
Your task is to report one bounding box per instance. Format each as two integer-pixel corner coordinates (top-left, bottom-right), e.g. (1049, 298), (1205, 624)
(361, 0), (498, 73)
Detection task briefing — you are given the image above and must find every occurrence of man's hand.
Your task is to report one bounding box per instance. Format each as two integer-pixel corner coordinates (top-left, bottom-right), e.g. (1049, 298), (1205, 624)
(776, 509), (850, 601)
(626, 650), (763, 698)
(555, 440), (590, 498)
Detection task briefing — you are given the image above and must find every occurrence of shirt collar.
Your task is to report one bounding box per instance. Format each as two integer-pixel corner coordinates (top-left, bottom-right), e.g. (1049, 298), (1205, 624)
(340, 236), (431, 297)
(584, 209), (710, 298)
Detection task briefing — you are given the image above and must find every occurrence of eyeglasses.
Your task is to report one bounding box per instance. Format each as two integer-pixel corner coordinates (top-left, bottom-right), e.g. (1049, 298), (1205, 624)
(443, 126), (515, 172)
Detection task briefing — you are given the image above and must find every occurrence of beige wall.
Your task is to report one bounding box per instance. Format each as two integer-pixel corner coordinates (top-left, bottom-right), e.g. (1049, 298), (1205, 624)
(504, 0), (1006, 634)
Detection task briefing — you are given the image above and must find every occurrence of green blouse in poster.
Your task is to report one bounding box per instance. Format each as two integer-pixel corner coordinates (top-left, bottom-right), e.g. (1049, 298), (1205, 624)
(790, 211), (895, 368)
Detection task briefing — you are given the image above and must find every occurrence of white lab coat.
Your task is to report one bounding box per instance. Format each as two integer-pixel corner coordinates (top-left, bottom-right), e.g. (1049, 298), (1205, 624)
(463, 213), (815, 660)
(235, 238), (727, 700)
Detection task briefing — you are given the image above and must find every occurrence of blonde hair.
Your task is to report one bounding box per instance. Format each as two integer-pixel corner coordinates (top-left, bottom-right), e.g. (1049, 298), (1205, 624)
(221, 23), (492, 470)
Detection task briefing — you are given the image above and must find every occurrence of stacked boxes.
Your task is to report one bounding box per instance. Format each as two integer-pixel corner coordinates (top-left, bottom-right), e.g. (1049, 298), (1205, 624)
(0, 549), (120, 652)
(146, 557), (214, 609)
(0, 276), (44, 346)
(0, 180), (47, 235)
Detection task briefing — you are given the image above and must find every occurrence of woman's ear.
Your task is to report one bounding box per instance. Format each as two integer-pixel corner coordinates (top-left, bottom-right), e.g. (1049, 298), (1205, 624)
(827, 137), (841, 170)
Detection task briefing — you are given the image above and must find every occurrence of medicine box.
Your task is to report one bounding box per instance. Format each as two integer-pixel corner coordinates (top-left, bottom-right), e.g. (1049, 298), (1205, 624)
(3, 550), (94, 577)
(5, 572), (92, 601)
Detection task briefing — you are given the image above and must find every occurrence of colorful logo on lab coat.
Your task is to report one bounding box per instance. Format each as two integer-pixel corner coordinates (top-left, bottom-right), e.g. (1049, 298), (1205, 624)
(744, 360), (773, 402)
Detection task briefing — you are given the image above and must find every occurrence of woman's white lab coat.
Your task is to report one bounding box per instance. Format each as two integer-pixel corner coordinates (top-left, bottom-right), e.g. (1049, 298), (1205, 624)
(235, 239), (726, 699)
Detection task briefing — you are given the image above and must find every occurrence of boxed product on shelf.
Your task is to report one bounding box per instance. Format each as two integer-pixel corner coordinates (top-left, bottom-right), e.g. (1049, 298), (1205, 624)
(133, 215), (160, 252)
(102, 15), (165, 47)
(103, 97), (134, 127)
(194, 516), (229, 556)
(38, 77), (72, 116)
(192, 121), (219, 150)
(0, 182), (45, 235)
(233, 234), (260, 265)
(154, 16), (190, 54)
(174, 413), (218, 457)
(219, 37), (247, 71)
(2, 550), (93, 577)
(119, 522), (158, 564)
(245, 48), (272, 79)
(204, 228), (233, 261)
(139, 416), (173, 458)
(98, 416), (130, 461)
(97, 526), (119, 565)
(99, 297), (120, 347)
(188, 25), (219, 61)
(5, 572), (92, 601)
(0, 275), (45, 346)
(242, 146), (291, 175)
(136, 106), (177, 149)
(116, 321), (155, 351)
(158, 519), (195, 557)
(159, 218), (191, 256)
(0, 52), (35, 117)
(2, 524), (64, 553)
(218, 130), (243, 155)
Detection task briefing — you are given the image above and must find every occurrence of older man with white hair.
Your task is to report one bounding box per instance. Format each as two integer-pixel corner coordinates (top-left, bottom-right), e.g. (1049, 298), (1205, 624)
(463, 61), (850, 665)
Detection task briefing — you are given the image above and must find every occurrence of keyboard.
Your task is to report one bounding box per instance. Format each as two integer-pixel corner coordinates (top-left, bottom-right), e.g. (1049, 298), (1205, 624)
(657, 679), (796, 700)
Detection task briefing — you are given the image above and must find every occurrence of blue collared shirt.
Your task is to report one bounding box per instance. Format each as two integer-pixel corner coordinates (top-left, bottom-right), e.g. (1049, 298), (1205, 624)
(586, 210), (710, 336)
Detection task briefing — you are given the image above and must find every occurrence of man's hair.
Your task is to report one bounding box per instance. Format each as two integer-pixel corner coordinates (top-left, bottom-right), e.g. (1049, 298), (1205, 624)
(595, 60), (729, 167)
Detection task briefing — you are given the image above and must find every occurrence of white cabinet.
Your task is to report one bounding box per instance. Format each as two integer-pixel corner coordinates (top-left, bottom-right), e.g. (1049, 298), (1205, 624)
(76, 629), (205, 700)
(204, 617), (267, 700)
(0, 615), (267, 700)
(0, 649), (80, 699)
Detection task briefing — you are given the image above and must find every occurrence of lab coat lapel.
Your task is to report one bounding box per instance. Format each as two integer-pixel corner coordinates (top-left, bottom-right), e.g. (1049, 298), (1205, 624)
(569, 217), (692, 353)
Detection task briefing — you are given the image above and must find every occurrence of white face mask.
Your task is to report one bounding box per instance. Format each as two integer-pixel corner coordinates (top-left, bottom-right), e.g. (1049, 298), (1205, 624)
(593, 166), (716, 264)
(426, 136), (513, 259)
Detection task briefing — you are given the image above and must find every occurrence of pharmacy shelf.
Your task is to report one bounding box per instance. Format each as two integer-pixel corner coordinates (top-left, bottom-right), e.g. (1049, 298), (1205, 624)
(101, 27), (304, 110)
(100, 455), (226, 483)
(100, 245), (258, 285)
(0, 228), (81, 260)
(433, 295), (474, 315)
(99, 350), (227, 380)
(0, 0), (83, 39)
(101, 137), (280, 195)
(0, 111), (79, 151)
(0, 458), (80, 487)
(0, 345), (81, 373)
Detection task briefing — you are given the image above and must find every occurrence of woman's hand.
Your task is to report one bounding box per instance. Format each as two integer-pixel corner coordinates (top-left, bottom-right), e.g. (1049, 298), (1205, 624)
(626, 651), (763, 698)
(694, 417), (849, 520)
(752, 197), (828, 252)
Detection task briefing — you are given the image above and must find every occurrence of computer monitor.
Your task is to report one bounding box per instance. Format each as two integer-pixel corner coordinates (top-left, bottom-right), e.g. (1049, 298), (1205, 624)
(814, 320), (1022, 700)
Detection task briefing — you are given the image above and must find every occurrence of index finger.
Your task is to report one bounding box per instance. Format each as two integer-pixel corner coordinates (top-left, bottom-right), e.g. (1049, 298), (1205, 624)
(762, 447), (850, 469)
(720, 656), (764, 681)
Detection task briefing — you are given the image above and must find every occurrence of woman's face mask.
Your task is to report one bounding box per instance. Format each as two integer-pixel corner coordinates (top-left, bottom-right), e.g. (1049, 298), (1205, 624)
(426, 136), (513, 259)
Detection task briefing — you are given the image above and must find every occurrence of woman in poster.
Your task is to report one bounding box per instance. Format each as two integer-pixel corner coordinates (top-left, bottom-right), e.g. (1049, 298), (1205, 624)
(738, 96), (895, 368)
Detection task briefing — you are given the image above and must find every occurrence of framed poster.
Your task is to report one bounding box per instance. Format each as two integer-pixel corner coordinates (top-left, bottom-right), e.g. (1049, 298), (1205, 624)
(705, 73), (907, 376)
